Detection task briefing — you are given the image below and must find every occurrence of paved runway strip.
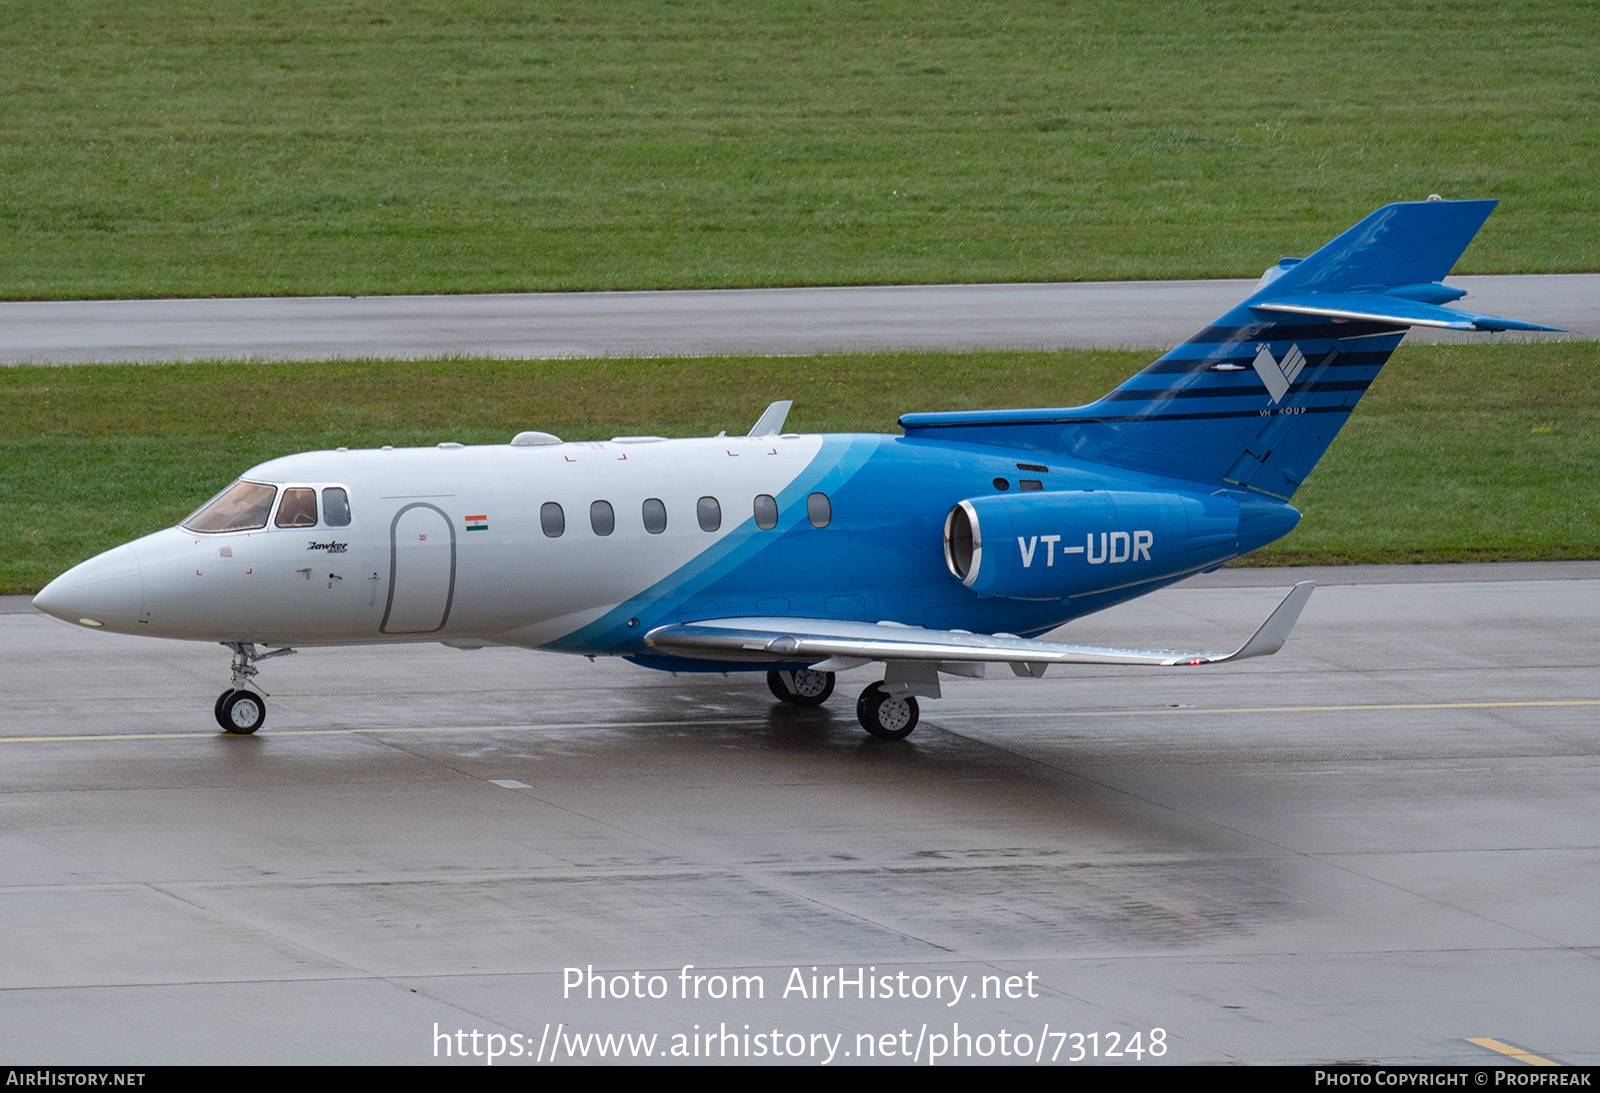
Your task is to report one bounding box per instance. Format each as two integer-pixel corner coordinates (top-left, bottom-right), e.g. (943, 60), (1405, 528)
(3, 274), (1593, 364)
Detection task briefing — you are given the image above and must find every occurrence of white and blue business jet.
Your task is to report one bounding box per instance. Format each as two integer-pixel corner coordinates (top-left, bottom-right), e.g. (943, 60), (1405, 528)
(34, 199), (1556, 739)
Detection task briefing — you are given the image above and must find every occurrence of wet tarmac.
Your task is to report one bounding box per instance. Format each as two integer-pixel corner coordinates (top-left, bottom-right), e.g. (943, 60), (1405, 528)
(2, 564), (1596, 1065)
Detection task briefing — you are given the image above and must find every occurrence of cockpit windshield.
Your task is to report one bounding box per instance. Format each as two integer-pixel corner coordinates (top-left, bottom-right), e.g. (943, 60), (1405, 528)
(182, 480), (279, 534)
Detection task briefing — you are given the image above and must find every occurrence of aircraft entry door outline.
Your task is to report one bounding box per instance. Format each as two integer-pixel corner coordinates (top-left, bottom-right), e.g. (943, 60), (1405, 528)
(380, 502), (457, 634)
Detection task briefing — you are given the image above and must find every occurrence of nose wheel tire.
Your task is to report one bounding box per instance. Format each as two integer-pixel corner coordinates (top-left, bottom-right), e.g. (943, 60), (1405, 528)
(856, 682), (918, 740)
(766, 669), (836, 707)
(216, 689), (266, 734)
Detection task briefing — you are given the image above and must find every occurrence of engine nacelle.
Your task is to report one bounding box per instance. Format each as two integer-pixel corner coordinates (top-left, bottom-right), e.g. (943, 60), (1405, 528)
(943, 489), (1297, 600)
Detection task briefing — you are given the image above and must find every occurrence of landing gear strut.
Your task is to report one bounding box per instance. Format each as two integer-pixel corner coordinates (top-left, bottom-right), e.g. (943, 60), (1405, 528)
(856, 681), (919, 740)
(214, 642), (295, 734)
(766, 669), (836, 707)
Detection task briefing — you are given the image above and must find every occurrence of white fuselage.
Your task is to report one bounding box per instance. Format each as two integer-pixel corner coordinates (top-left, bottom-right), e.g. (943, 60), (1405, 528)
(45, 434), (833, 649)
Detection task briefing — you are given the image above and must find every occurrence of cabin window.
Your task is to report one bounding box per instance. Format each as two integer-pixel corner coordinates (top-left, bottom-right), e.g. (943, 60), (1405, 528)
(540, 502), (565, 538)
(182, 480), (279, 534)
(590, 500), (615, 536)
(642, 498), (667, 534)
(271, 488), (316, 528)
(753, 494), (778, 530)
(807, 492), (831, 528)
(322, 487), (351, 527)
(697, 496), (721, 532)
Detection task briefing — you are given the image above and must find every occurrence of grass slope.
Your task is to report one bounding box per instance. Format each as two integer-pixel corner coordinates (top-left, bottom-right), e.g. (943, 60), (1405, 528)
(4, 1), (1596, 298)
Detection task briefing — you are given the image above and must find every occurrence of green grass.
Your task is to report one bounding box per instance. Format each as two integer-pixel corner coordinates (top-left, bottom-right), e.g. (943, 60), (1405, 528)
(5, 341), (1597, 593)
(1254, 340), (1600, 565)
(3, 0), (1596, 299)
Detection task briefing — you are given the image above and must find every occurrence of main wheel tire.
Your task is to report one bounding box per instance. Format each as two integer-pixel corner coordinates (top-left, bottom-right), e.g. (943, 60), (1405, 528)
(856, 682), (918, 740)
(767, 669), (836, 707)
(217, 689), (266, 735)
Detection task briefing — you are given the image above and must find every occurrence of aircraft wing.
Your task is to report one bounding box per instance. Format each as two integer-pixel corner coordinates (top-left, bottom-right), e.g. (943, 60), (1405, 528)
(644, 582), (1314, 672)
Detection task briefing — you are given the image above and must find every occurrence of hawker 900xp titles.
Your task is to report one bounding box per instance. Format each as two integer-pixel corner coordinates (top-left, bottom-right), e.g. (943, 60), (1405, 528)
(34, 199), (1556, 739)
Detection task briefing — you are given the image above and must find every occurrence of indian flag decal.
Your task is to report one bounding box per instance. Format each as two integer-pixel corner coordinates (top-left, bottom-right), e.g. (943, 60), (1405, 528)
(465, 514), (489, 531)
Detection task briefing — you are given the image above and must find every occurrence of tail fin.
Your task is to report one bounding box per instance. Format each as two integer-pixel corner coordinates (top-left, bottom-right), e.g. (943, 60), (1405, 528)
(900, 199), (1559, 499)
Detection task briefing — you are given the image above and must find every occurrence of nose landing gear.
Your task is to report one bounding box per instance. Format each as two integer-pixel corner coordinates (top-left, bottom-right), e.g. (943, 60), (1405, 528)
(215, 688), (266, 734)
(214, 643), (295, 734)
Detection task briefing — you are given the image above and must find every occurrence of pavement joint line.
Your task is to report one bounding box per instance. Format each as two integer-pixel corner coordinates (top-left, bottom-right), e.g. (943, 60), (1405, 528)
(5, 698), (1598, 743)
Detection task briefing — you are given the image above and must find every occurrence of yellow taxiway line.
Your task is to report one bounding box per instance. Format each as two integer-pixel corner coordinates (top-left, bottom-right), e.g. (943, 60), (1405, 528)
(1466, 1037), (1560, 1066)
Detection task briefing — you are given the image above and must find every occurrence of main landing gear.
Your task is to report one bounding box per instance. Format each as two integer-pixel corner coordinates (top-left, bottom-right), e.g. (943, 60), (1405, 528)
(855, 682), (919, 740)
(766, 669), (835, 707)
(214, 642), (295, 734)
(766, 669), (920, 740)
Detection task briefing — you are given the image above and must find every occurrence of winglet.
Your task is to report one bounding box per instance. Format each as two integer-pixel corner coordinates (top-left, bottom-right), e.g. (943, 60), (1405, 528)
(748, 400), (793, 437)
(1202, 581), (1315, 663)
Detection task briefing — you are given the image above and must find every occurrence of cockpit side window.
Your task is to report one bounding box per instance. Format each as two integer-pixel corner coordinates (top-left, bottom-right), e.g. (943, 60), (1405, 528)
(182, 481), (279, 534)
(322, 487), (351, 527)
(275, 487), (319, 528)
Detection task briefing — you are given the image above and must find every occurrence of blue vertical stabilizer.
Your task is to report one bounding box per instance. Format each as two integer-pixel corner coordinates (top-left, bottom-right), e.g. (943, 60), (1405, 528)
(1250, 199), (1497, 298)
(900, 199), (1556, 498)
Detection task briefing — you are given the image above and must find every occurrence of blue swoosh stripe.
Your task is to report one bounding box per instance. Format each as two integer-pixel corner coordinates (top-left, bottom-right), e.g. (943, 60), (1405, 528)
(546, 435), (880, 652)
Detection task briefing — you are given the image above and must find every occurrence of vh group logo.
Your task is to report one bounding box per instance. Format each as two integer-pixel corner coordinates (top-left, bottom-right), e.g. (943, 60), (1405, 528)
(1251, 342), (1307, 403)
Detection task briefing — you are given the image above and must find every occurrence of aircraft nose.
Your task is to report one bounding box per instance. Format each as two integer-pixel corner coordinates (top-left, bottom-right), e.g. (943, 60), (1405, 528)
(33, 543), (145, 631)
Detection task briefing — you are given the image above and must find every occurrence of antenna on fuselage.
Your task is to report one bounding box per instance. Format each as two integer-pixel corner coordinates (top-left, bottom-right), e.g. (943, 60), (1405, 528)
(748, 400), (793, 437)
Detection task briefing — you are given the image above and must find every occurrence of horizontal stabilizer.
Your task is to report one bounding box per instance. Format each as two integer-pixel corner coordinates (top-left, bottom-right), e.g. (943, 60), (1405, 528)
(644, 583), (1315, 669)
(1253, 295), (1562, 332)
(1245, 199), (1562, 333)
